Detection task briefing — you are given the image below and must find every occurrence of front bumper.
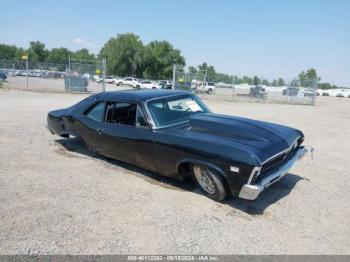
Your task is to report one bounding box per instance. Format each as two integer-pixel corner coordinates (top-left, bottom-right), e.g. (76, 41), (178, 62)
(238, 146), (311, 200)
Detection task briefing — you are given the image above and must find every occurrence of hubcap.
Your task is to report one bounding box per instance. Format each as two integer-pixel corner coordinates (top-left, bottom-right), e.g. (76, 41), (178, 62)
(193, 166), (216, 194)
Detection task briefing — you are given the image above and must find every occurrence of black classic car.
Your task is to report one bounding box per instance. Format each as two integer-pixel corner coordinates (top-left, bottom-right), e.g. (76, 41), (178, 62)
(47, 90), (310, 201)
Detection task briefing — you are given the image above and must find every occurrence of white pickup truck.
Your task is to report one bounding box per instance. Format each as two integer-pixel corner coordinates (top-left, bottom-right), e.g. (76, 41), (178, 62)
(191, 81), (216, 94)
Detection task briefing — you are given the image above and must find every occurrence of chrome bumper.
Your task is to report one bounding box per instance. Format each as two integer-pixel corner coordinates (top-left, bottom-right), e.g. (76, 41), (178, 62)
(238, 146), (311, 200)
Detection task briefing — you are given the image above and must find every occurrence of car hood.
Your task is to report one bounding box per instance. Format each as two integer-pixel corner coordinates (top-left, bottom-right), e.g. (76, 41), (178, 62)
(184, 113), (303, 164)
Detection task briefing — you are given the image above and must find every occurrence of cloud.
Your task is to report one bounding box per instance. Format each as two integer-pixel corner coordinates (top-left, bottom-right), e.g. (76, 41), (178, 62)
(72, 37), (97, 49)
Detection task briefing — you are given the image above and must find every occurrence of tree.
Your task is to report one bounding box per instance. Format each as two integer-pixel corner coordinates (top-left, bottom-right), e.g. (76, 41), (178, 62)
(15, 47), (26, 60)
(143, 40), (185, 79)
(0, 44), (19, 60)
(253, 76), (260, 85)
(197, 63), (216, 82)
(28, 41), (48, 62)
(271, 79), (278, 86)
(233, 75), (239, 84)
(71, 48), (96, 61)
(262, 79), (270, 86)
(46, 47), (71, 71)
(318, 82), (338, 90)
(242, 76), (253, 85)
(188, 66), (197, 74)
(299, 68), (320, 87)
(197, 62), (208, 72)
(100, 33), (144, 77)
(207, 65), (216, 82)
(278, 78), (285, 86)
(215, 73), (233, 83)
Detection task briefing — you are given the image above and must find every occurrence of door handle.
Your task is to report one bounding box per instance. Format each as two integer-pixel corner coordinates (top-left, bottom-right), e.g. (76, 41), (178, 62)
(97, 128), (104, 135)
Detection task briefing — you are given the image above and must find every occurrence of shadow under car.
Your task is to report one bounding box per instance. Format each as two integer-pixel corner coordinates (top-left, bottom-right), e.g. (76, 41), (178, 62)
(55, 137), (304, 215)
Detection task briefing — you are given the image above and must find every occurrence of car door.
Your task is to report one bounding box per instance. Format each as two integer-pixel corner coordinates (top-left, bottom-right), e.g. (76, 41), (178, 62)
(96, 101), (157, 172)
(76, 101), (108, 152)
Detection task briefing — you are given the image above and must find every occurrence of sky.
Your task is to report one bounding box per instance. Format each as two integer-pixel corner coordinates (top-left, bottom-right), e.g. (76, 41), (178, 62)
(1, 0), (349, 86)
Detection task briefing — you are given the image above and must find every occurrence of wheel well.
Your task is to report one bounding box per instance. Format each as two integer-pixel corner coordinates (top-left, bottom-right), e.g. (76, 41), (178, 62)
(177, 161), (229, 192)
(178, 162), (192, 178)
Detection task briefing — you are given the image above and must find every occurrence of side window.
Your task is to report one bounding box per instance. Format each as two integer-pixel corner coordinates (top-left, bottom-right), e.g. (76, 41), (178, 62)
(85, 102), (106, 122)
(105, 102), (148, 128)
(105, 102), (137, 126)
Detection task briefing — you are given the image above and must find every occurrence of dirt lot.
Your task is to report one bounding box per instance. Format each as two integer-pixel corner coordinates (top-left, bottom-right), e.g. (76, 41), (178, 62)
(0, 89), (349, 254)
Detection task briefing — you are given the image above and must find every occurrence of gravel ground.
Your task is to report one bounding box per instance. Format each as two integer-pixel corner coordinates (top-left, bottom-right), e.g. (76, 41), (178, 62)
(0, 89), (349, 254)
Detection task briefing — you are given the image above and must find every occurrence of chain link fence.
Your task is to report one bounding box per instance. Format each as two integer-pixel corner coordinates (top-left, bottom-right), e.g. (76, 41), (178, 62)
(0, 58), (106, 93)
(173, 68), (318, 105)
(66, 58), (107, 93)
(1, 58), (318, 105)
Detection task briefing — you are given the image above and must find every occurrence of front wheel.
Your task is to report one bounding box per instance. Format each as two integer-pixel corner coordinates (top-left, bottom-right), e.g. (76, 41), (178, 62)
(192, 165), (227, 201)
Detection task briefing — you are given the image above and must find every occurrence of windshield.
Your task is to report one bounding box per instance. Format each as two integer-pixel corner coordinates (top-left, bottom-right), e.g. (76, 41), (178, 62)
(147, 94), (210, 127)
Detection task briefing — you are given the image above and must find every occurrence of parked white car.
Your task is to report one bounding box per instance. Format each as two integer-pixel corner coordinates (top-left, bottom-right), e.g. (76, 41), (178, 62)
(93, 75), (101, 82)
(116, 77), (139, 87)
(113, 76), (121, 84)
(104, 76), (115, 84)
(139, 80), (160, 89)
(158, 80), (172, 89)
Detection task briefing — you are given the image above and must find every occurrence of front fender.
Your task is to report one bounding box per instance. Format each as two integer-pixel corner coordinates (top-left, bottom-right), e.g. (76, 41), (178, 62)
(176, 158), (228, 180)
(176, 157), (255, 197)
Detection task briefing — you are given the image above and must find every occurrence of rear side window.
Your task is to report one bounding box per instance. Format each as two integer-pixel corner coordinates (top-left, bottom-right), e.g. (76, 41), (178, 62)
(105, 102), (148, 127)
(106, 102), (135, 126)
(85, 102), (106, 122)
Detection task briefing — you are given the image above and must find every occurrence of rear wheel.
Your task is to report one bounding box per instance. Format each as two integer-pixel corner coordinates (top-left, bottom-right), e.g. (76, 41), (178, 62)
(192, 165), (227, 201)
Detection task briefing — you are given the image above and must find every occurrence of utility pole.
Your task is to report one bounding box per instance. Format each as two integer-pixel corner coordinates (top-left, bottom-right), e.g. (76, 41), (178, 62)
(102, 58), (106, 92)
(312, 77), (317, 105)
(232, 76), (235, 101)
(68, 55), (71, 93)
(25, 37), (29, 89)
(172, 64), (176, 90)
(203, 69), (207, 93)
(25, 55), (29, 89)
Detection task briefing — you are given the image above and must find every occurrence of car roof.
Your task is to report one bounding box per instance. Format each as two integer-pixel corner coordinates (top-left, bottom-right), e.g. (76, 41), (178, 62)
(97, 89), (190, 102)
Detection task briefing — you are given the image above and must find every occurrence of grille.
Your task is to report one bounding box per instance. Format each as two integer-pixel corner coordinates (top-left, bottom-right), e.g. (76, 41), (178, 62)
(251, 147), (297, 184)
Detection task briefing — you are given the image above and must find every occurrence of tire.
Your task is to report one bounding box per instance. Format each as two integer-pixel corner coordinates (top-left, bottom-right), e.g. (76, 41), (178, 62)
(192, 164), (227, 201)
(207, 88), (213, 94)
(135, 85), (140, 89)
